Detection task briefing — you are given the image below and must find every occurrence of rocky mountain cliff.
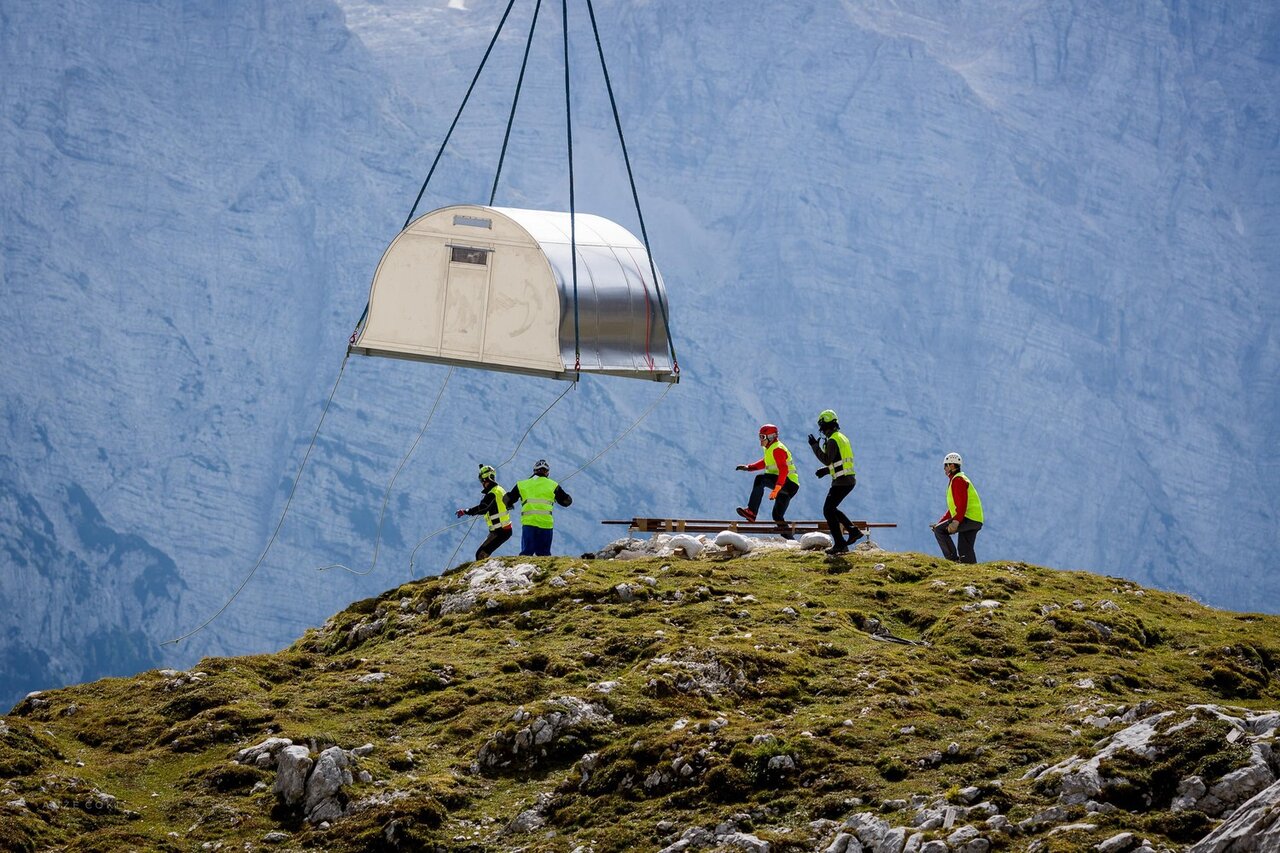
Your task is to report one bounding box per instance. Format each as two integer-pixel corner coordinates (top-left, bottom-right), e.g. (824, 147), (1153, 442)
(2, 544), (1279, 851)
(2, 0), (1278, 713)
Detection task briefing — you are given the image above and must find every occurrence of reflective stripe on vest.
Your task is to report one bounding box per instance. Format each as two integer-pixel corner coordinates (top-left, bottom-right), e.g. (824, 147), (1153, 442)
(946, 471), (984, 523)
(828, 431), (855, 479)
(762, 440), (799, 485)
(517, 476), (559, 529)
(485, 484), (510, 530)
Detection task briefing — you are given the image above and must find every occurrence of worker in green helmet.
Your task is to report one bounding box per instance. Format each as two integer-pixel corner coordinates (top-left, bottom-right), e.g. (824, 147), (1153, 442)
(503, 459), (572, 556)
(807, 409), (862, 555)
(455, 464), (513, 560)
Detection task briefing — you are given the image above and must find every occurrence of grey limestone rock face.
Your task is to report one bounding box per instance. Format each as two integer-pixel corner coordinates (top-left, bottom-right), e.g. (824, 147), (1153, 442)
(233, 736), (292, 768)
(1189, 778), (1280, 853)
(272, 745), (313, 807)
(303, 746), (351, 824)
(475, 695), (612, 774)
(1096, 832), (1138, 853)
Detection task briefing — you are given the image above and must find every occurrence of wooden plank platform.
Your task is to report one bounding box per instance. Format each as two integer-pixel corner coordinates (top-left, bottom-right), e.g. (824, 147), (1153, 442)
(602, 517), (897, 535)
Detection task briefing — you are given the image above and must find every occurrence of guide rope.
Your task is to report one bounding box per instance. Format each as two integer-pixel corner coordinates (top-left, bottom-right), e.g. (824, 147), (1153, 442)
(583, 0), (678, 373)
(163, 356), (352, 646)
(318, 368), (454, 576)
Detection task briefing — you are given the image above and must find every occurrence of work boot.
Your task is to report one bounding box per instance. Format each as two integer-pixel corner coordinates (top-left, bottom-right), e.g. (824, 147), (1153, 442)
(825, 545), (849, 556)
(847, 526), (865, 545)
(775, 522), (794, 541)
(735, 507), (756, 522)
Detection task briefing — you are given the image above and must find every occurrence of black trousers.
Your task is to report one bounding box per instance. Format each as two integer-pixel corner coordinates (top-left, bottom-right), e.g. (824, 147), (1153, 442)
(747, 474), (799, 524)
(475, 526), (513, 560)
(823, 478), (860, 549)
(934, 519), (983, 563)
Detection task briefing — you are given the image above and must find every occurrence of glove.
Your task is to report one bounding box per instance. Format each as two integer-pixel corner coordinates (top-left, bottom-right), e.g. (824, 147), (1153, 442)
(735, 464), (750, 471)
(815, 467), (828, 478)
(946, 520), (960, 534)
(769, 485), (781, 500)
(455, 508), (466, 518)
(807, 433), (819, 447)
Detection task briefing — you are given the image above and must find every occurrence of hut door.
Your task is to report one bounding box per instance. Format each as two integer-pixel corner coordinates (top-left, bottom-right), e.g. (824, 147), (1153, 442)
(440, 245), (492, 357)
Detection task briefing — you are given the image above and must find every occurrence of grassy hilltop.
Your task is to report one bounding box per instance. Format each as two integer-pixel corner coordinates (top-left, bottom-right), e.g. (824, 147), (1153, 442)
(2, 548), (1278, 852)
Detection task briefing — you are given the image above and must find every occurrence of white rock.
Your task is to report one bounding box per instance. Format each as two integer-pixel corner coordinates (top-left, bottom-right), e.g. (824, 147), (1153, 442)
(357, 672), (388, 683)
(273, 745), (313, 807)
(1048, 822), (1099, 835)
(823, 832), (854, 853)
(1096, 832), (1137, 853)
(1189, 777), (1280, 852)
(879, 826), (908, 853)
(304, 746), (350, 824)
(234, 736), (294, 766)
(1172, 775), (1207, 811)
(439, 560), (542, 614)
(721, 831), (770, 853)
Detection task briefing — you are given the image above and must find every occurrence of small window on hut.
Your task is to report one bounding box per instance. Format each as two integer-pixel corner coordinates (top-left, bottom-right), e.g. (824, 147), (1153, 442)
(450, 246), (489, 265)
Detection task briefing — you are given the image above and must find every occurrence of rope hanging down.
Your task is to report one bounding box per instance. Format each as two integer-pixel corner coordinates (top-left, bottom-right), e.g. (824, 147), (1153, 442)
(408, 380), (575, 574)
(583, 0), (678, 373)
(164, 357), (352, 646)
(416, 378), (671, 573)
(562, 0), (581, 374)
(491, 0), (544, 206)
(319, 367), (454, 576)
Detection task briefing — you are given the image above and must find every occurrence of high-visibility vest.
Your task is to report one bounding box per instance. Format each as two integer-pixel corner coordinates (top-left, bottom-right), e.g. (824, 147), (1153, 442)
(485, 484), (511, 530)
(947, 471), (984, 523)
(827, 430), (855, 479)
(762, 440), (800, 485)
(516, 476), (559, 529)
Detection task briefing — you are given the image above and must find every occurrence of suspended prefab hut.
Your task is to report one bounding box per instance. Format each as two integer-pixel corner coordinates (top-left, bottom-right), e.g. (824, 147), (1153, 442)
(350, 205), (677, 383)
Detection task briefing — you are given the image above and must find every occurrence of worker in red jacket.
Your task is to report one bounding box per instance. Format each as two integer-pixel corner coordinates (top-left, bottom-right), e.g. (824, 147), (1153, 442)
(931, 452), (984, 563)
(735, 424), (800, 538)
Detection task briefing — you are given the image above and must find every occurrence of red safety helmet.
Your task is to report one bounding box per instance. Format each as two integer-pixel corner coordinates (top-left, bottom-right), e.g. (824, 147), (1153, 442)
(758, 423), (779, 445)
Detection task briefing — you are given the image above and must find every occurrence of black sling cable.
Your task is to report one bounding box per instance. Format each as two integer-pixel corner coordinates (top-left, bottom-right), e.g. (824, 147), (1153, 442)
(563, 0), (581, 373)
(584, 0), (678, 374)
(350, 0), (521, 341)
(490, 0), (545, 206)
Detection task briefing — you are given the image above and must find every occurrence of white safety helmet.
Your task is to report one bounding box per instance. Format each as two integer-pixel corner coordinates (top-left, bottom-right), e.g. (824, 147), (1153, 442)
(943, 452), (963, 467)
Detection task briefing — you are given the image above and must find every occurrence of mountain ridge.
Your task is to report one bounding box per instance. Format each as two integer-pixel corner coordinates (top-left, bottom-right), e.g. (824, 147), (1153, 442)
(2, 543), (1279, 851)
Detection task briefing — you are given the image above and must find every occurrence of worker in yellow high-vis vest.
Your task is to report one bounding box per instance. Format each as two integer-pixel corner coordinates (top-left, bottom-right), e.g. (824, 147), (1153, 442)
(503, 459), (573, 556)
(735, 423), (800, 538)
(807, 409), (862, 555)
(931, 452), (984, 563)
(455, 464), (513, 560)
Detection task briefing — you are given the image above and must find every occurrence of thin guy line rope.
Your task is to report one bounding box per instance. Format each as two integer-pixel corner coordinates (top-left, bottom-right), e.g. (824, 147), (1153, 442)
(561, 381), (671, 483)
(319, 367), (454, 576)
(162, 356), (351, 646)
(408, 380), (575, 574)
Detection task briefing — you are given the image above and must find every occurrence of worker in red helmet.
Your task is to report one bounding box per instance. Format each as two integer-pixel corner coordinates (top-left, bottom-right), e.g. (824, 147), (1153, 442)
(735, 424), (800, 538)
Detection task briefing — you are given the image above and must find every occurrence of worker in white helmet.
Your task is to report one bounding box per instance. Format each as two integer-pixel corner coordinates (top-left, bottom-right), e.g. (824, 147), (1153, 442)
(931, 452), (984, 563)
